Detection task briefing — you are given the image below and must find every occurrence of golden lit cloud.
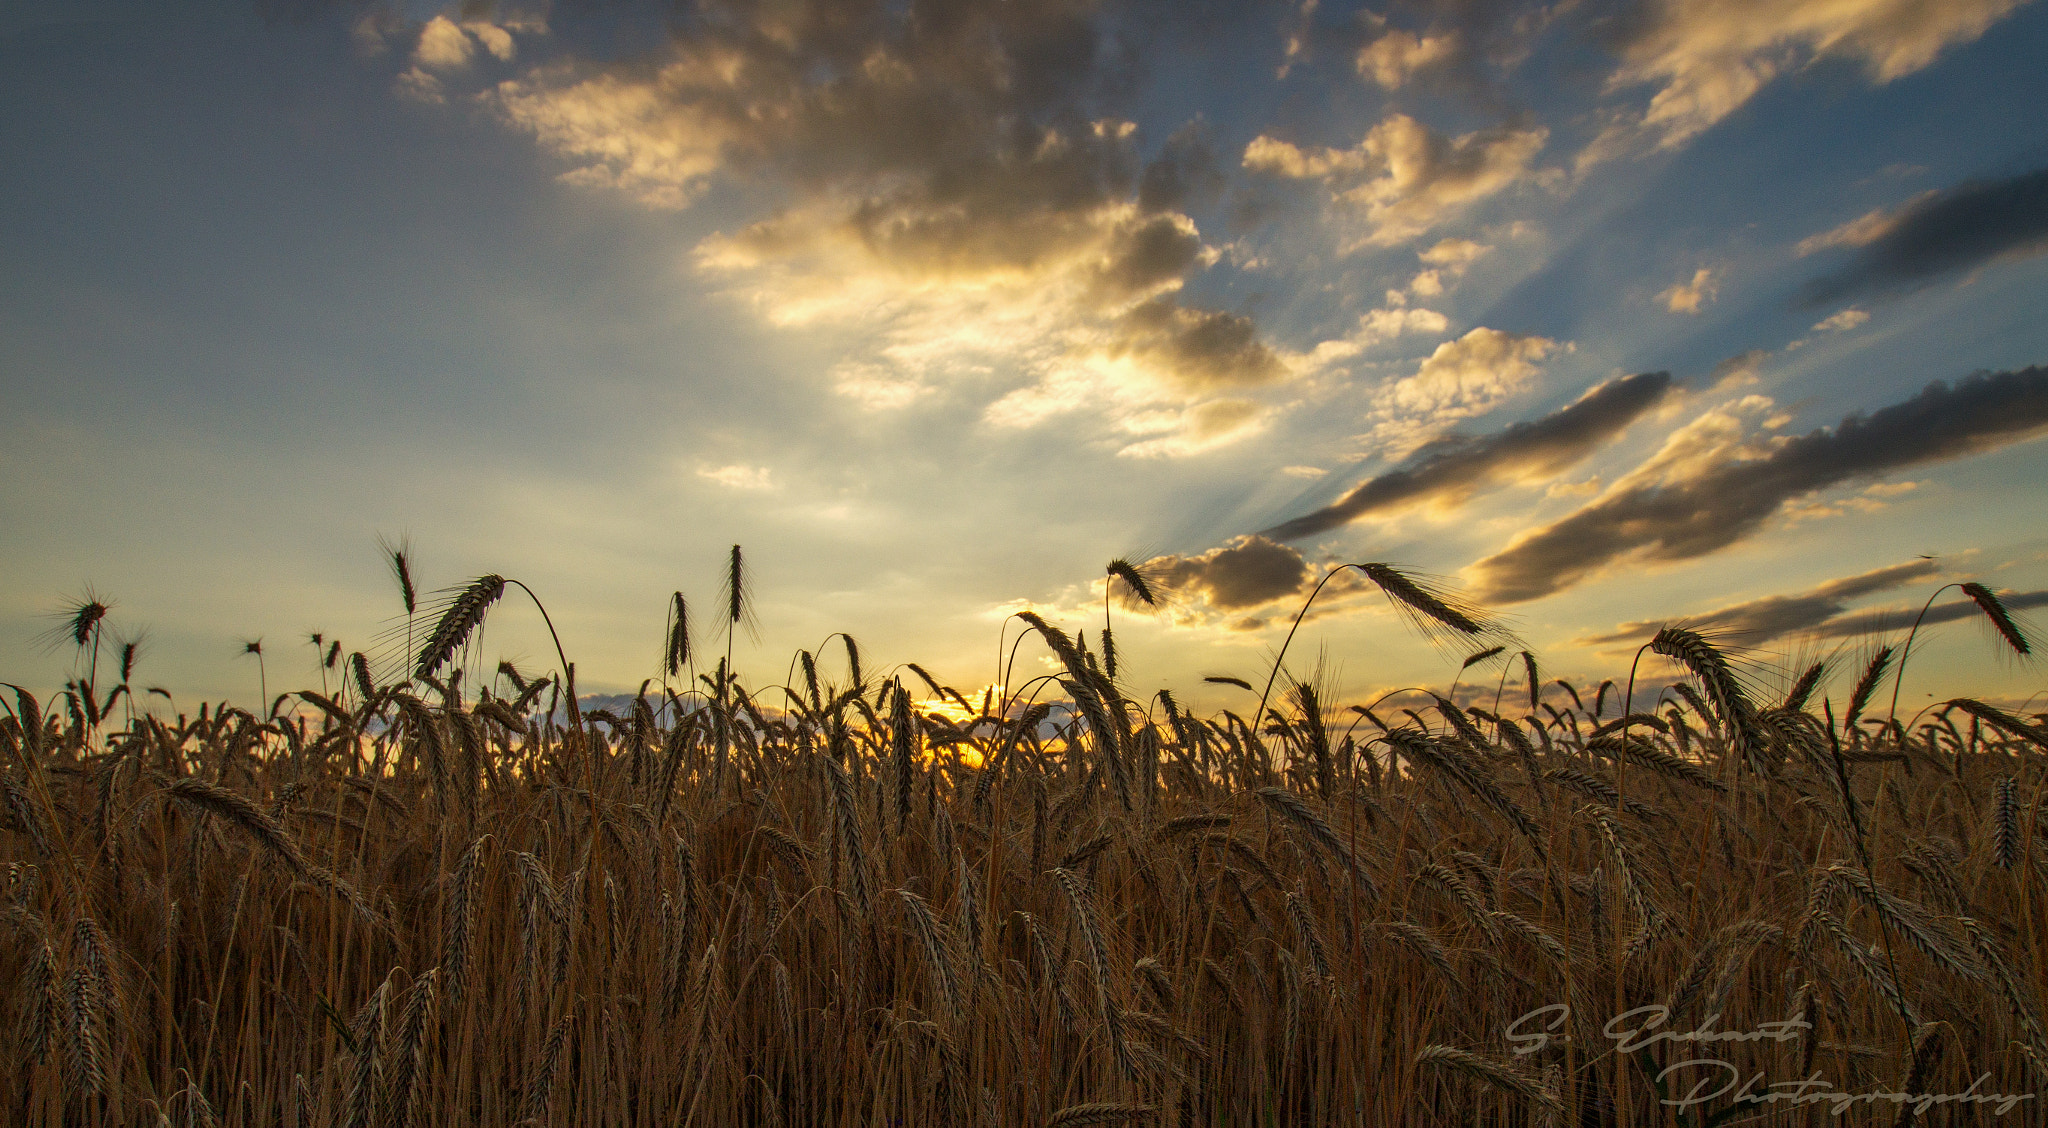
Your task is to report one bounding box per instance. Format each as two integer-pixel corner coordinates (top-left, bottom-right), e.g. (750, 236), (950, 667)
(1611, 0), (2027, 147)
(1579, 558), (1943, 649)
(1794, 194), (1934, 255)
(698, 464), (776, 490)
(1244, 114), (1549, 245)
(1813, 308), (1871, 332)
(1385, 327), (1561, 420)
(1262, 372), (1673, 542)
(482, 3), (1288, 455)
(1658, 267), (1718, 313)
(414, 16), (474, 69)
(1470, 366), (2048, 604)
(1355, 29), (1459, 88)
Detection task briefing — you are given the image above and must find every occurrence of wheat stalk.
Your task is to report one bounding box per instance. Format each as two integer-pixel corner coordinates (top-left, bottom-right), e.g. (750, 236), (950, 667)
(1416, 1044), (1563, 1117)
(414, 576), (505, 682)
(163, 777), (307, 874)
(1047, 1102), (1155, 1126)
(898, 887), (962, 1017)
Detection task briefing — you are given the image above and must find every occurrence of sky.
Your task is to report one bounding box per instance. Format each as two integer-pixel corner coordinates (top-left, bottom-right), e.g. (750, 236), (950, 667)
(4, 0), (2047, 719)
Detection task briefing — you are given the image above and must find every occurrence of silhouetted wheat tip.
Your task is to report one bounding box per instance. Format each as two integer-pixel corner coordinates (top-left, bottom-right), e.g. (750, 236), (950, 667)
(414, 575), (505, 681)
(1946, 698), (2048, 749)
(1962, 582), (2030, 656)
(1360, 562), (1486, 635)
(1782, 661), (1824, 711)
(1204, 675), (1252, 690)
(1461, 645), (1506, 670)
(1106, 558), (1159, 607)
(724, 545), (747, 627)
(840, 633), (864, 690)
(1521, 651), (1541, 710)
(665, 592), (691, 678)
(1844, 646), (1893, 733)
(1651, 626), (1765, 770)
(58, 594), (110, 649)
(380, 534), (417, 616)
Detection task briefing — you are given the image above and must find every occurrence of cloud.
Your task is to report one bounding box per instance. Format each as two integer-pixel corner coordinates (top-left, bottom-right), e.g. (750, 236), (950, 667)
(1609, 0), (2027, 147)
(1149, 535), (1311, 611)
(1470, 365), (2048, 603)
(1709, 349), (1768, 390)
(699, 464), (775, 490)
(1385, 327), (1562, 420)
(414, 15), (518, 69)
(479, 0), (1286, 453)
(1794, 192), (1938, 255)
(1579, 558), (1941, 648)
(1419, 238), (1492, 268)
(1117, 398), (1269, 458)
(1814, 587), (2048, 638)
(1105, 298), (1285, 395)
(395, 67), (445, 103)
(1356, 30), (1459, 88)
(415, 16), (474, 68)
(1243, 114), (1548, 245)
(1262, 371), (1675, 541)
(1800, 167), (2048, 306)
(1659, 267), (1718, 313)
(1812, 308), (1869, 332)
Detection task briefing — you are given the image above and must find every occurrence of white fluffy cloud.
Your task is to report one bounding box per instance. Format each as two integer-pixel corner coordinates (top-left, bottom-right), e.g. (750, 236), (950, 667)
(1390, 327), (1561, 417)
(1349, 327), (1567, 456)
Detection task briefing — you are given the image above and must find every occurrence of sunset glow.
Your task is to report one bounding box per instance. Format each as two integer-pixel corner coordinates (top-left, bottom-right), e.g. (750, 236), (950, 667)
(3, 0), (2045, 712)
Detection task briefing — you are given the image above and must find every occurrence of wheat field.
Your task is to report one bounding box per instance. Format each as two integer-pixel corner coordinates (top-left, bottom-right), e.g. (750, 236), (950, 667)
(3, 562), (2046, 1126)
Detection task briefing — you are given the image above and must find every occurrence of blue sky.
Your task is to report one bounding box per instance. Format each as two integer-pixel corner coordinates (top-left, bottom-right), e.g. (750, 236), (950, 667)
(4, 0), (2046, 716)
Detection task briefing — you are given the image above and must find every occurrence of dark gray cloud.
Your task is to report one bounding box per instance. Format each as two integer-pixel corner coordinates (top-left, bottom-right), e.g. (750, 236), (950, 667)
(1261, 371), (1674, 542)
(1151, 535), (1310, 610)
(1471, 366), (2048, 604)
(1815, 588), (2048, 640)
(1137, 121), (1224, 214)
(1578, 559), (1941, 649)
(1801, 167), (2048, 307)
